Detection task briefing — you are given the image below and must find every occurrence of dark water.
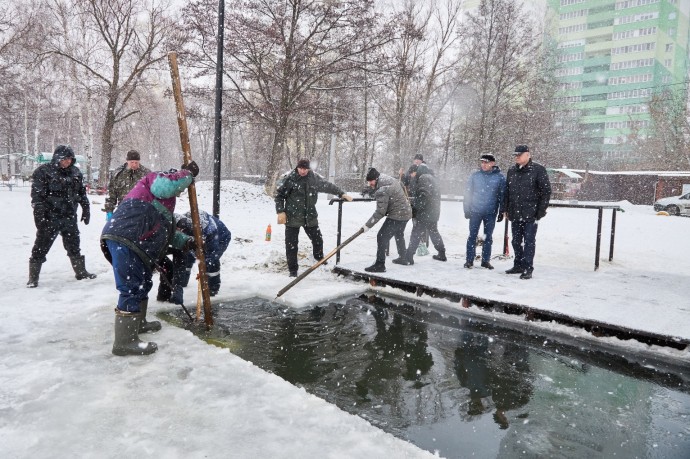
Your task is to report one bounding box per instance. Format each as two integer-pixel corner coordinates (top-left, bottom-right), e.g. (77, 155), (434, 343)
(164, 295), (690, 458)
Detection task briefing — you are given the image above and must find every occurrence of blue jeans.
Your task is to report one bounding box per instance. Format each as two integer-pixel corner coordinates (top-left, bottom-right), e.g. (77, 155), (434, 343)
(106, 240), (152, 312)
(466, 212), (497, 263)
(511, 220), (539, 271)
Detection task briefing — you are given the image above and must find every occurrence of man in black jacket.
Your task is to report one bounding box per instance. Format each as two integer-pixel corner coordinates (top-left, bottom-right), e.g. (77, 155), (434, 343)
(275, 159), (352, 277)
(502, 145), (551, 279)
(27, 145), (96, 287)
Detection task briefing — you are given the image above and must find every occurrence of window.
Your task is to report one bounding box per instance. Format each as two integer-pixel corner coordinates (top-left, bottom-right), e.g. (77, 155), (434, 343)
(666, 43), (674, 52)
(664, 59), (673, 67)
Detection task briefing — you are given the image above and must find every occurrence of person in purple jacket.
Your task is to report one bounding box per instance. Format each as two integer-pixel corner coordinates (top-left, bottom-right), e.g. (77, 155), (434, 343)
(101, 162), (198, 356)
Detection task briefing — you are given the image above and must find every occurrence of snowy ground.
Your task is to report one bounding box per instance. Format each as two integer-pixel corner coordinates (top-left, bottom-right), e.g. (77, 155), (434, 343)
(1, 178), (688, 458)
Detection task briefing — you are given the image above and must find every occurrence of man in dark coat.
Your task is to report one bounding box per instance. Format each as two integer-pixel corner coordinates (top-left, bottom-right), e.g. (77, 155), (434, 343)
(463, 153), (506, 269)
(393, 164), (446, 265)
(104, 149), (151, 220)
(361, 167), (413, 273)
(275, 159), (352, 277)
(27, 145), (96, 288)
(503, 145), (551, 279)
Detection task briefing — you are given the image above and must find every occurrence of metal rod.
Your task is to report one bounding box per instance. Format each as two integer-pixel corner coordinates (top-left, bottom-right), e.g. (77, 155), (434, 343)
(167, 52), (214, 327)
(212, 0), (225, 218)
(609, 208), (617, 262)
(595, 207), (603, 271)
(336, 200), (343, 264)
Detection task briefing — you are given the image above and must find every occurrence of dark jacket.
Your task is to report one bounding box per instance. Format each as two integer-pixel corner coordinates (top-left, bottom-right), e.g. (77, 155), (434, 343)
(411, 165), (441, 223)
(275, 169), (344, 228)
(504, 159), (551, 222)
(101, 170), (194, 270)
(463, 165), (506, 216)
(177, 211), (231, 262)
(31, 149), (89, 221)
(104, 163), (151, 212)
(365, 173), (413, 228)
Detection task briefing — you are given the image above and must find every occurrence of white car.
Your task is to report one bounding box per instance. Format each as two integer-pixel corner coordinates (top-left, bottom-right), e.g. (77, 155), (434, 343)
(653, 192), (690, 216)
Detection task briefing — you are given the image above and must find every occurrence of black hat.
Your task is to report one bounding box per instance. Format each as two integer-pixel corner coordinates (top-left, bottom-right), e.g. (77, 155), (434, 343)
(126, 150), (141, 161)
(365, 167), (380, 181)
(408, 164), (417, 174)
(53, 145), (75, 160)
(514, 145), (530, 154)
(480, 153), (495, 162)
(413, 154), (424, 161)
(296, 158), (310, 169)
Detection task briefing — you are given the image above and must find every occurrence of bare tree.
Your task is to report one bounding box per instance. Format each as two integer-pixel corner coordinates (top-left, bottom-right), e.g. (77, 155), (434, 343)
(46, 0), (181, 186)
(182, 0), (392, 195)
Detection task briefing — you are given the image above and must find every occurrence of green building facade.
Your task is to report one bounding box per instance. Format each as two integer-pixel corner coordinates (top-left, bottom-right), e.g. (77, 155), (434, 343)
(547, 0), (690, 168)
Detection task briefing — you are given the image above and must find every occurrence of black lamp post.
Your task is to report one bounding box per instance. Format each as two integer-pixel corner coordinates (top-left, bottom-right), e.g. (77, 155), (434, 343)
(212, 0), (225, 217)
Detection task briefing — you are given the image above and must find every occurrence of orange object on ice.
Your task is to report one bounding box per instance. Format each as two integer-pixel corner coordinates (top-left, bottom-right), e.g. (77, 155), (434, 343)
(265, 224), (272, 241)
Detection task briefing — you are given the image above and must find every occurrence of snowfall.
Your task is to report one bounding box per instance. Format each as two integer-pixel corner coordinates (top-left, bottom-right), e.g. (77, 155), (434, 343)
(1, 176), (688, 458)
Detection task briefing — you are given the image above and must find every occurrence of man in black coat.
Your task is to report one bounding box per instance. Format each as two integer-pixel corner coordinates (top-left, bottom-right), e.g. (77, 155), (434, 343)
(27, 145), (96, 287)
(275, 159), (352, 277)
(502, 145), (551, 279)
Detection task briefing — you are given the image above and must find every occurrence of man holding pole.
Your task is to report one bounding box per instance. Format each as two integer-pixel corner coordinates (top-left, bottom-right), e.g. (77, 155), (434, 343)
(361, 167), (413, 273)
(275, 159), (352, 277)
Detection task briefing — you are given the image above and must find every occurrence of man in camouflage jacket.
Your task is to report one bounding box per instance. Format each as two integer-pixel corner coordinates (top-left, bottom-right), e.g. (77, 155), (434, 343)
(104, 149), (151, 219)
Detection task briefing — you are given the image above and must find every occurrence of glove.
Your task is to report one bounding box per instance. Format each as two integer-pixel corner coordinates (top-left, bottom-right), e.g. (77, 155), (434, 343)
(464, 212), (470, 220)
(537, 211), (546, 220)
(277, 212), (287, 225)
(361, 225), (370, 233)
(496, 213), (504, 223)
(106, 212), (113, 221)
(183, 237), (197, 252)
(341, 194), (353, 202)
(33, 205), (46, 228)
(181, 160), (200, 177)
(81, 206), (90, 225)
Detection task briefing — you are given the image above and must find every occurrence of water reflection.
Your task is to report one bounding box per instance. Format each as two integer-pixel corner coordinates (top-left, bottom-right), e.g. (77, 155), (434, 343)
(168, 294), (690, 458)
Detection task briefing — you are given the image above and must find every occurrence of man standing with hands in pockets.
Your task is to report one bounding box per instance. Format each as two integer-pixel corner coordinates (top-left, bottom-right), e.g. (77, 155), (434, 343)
(503, 145), (551, 280)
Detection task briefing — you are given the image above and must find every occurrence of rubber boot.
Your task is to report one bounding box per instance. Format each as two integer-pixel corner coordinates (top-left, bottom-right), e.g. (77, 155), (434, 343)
(27, 261), (42, 288)
(70, 255), (97, 280)
(112, 309), (158, 356)
(138, 299), (161, 334)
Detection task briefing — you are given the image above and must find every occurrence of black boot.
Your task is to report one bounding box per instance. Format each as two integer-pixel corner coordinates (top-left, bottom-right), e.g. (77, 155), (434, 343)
(138, 299), (162, 334)
(433, 251), (447, 262)
(505, 266), (523, 274)
(364, 262), (386, 273)
(70, 255), (97, 280)
(481, 261), (494, 269)
(392, 257), (412, 266)
(520, 269), (533, 280)
(112, 309), (157, 356)
(27, 261), (42, 288)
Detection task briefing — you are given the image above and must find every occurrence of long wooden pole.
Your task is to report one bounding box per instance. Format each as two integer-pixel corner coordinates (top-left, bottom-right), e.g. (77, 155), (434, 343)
(168, 52), (214, 327)
(276, 228), (365, 298)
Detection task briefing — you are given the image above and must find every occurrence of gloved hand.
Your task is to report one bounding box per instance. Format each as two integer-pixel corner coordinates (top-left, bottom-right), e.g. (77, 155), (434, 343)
(341, 194), (353, 202)
(277, 212), (287, 224)
(106, 212), (113, 221)
(496, 212), (504, 223)
(33, 205), (46, 228)
(81, 206), (90, 225)
(537, 211), (546, 220)
(464, 212), (470, 220)
(181, 160), (200, 177)
(361, 225), (370, 233)
(183, 237), (197, 252)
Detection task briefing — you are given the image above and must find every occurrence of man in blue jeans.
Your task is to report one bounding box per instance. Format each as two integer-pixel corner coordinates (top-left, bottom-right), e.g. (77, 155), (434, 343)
(503, 145), (551, 279)
(463, 153), (506, 269)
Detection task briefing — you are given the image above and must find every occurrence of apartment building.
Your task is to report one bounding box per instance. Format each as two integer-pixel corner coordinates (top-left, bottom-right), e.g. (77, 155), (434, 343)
(548, 0), (690, 168)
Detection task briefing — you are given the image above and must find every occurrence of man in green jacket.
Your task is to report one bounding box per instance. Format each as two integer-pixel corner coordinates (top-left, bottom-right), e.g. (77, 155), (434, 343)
(275, 159), (352, 277)
(103, 149), (151, 220)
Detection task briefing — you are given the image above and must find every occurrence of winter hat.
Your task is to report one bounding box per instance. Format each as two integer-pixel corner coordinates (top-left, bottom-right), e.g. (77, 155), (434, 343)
(479, 153), (495, 162)
(53, 145), (75, 160)
(413, 154), (424, 161)
(514, 145), (530, 154)
(365, 167), (380, 181)
(416, 164), (430, 176)
(408, 164), (418, 174)
(126, 149), (141, 161)
(296, 159), (310, 169)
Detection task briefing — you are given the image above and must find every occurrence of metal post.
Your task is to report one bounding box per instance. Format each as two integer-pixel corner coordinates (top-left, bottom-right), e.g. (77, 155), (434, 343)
(336, 200), (343, 264)
(212, 0), (225, 217)
(594, 207), (603, 271)
(609, 208), (617, 261)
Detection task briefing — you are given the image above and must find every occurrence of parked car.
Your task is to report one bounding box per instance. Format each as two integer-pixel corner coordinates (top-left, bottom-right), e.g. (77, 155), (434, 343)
(654, 192), (690, 216)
